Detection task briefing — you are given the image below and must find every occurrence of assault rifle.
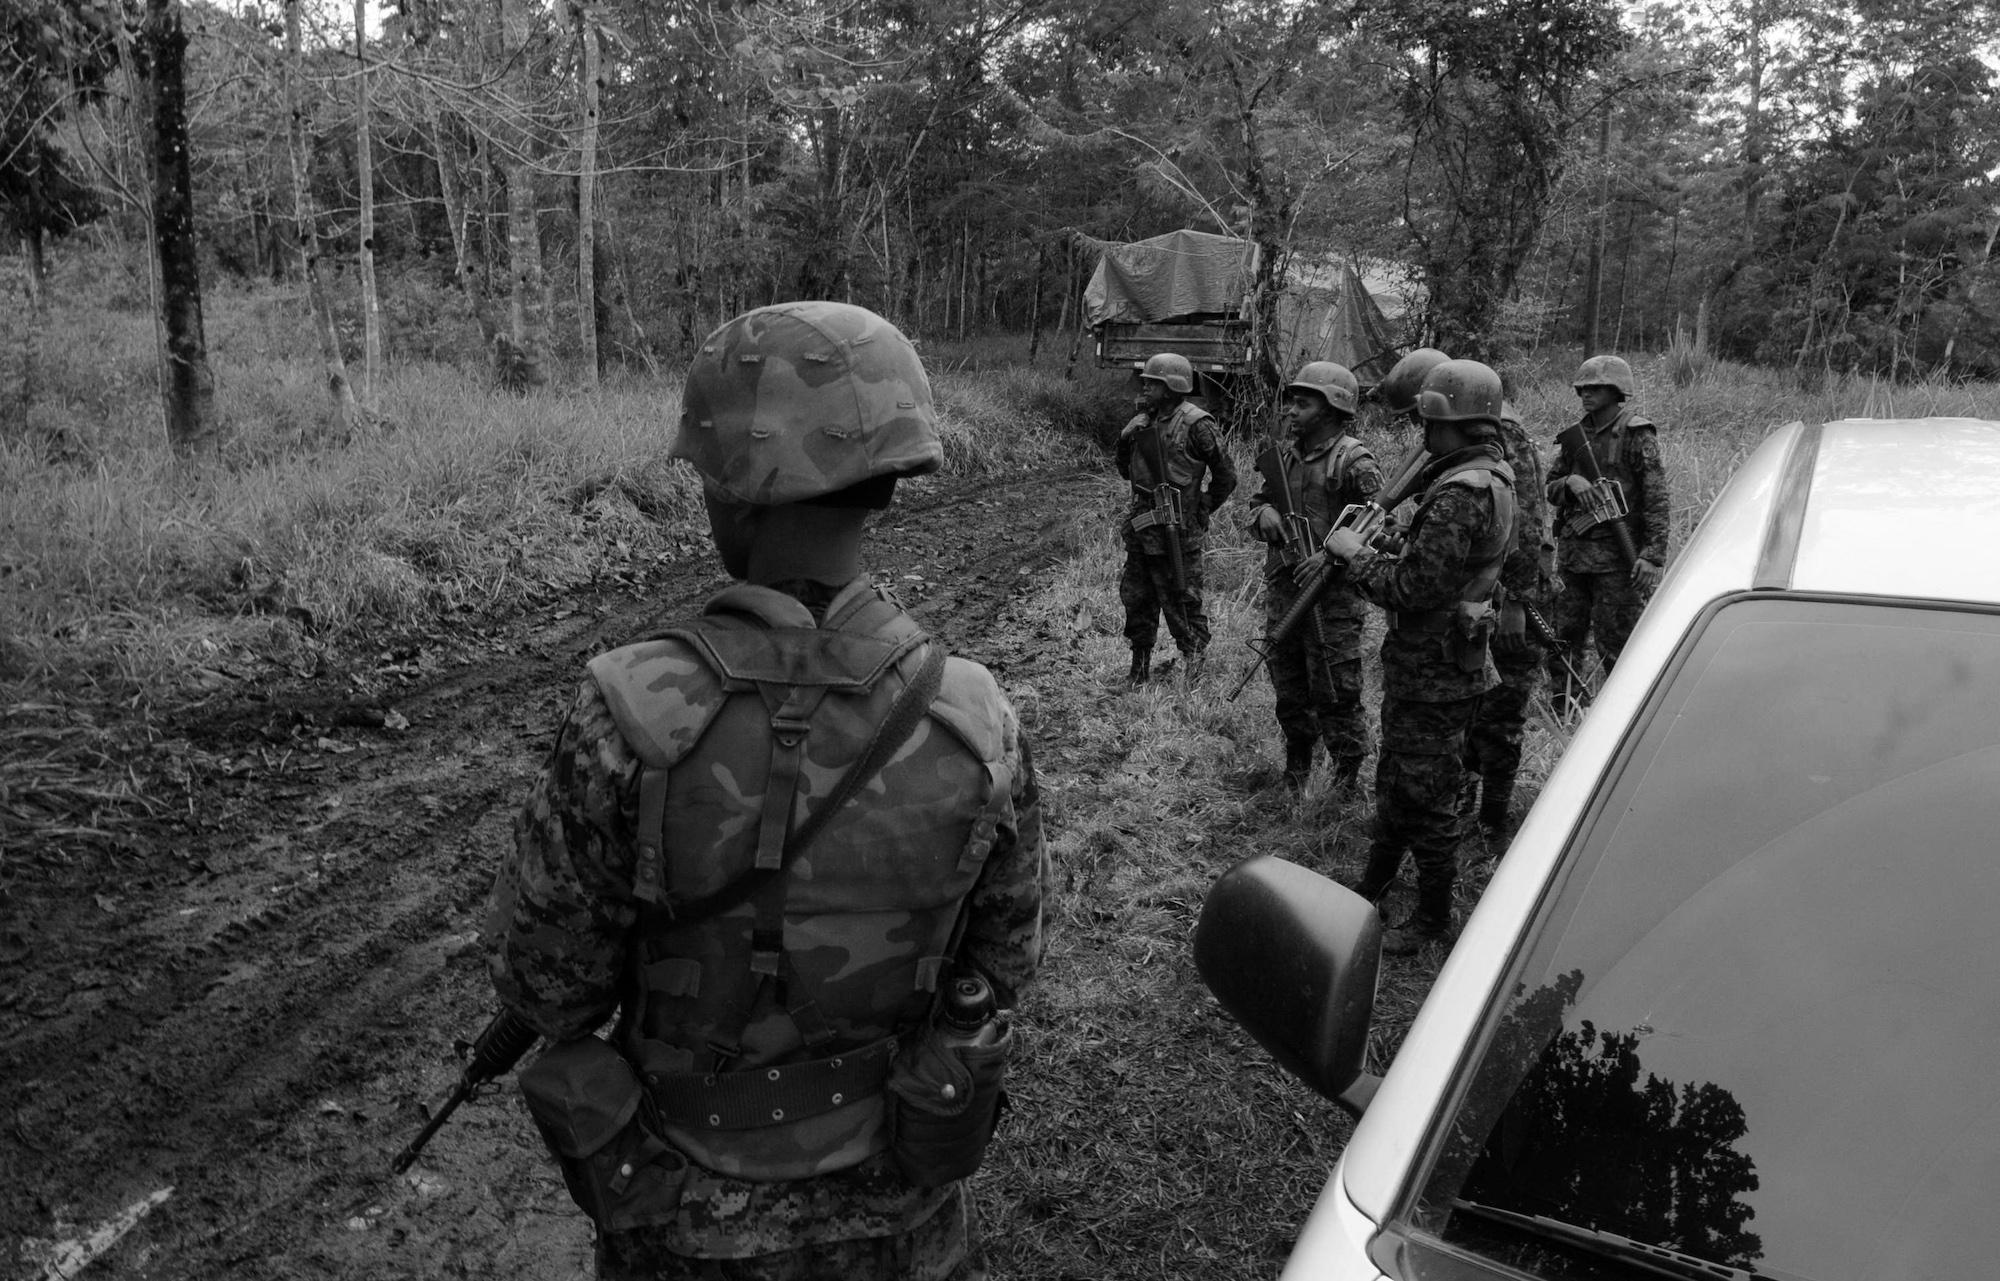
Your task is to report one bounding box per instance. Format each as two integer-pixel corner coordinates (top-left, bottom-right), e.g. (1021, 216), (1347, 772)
(1226, 445), (1432, 701)
(1233, 443), (1338, 700)
(1554, 423), (1636, 570)
(390, 1008), (540, 1174)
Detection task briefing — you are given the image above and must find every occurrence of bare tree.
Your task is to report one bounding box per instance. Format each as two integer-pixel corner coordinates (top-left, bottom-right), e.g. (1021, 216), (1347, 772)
(354, 0), (382, 398)
(286, 0), (360, 436)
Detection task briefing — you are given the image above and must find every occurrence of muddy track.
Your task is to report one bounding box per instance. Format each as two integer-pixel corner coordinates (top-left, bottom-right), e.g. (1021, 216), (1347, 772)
(1, 466), (1106, 1279)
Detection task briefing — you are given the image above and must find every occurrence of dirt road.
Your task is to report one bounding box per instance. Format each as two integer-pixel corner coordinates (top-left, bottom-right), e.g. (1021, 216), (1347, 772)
(3, 466), (1109, 1279)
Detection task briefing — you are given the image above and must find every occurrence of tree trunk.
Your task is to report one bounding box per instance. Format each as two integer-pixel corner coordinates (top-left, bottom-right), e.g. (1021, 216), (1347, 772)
(498, 0), (549, 391)
(1581, 109), (1610, 353)
(286, 0), (360, 436)
(139, 0), (219, 454)
(21, 228), (46, 309)
(354, 0), (382, 399)
(575, 2), (601, 388)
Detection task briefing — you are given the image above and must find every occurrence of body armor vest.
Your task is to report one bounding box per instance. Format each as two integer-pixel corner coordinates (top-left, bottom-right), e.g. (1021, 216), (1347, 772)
(1126, 401), (1216, 496)
(1564, 405), (1655, 543)
(1405, 451), (1518, 608)
(586, 580), (1014, 1181)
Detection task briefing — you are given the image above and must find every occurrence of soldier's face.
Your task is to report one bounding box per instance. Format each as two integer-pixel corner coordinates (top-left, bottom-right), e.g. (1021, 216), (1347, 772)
(1578, 385), (1620, 416)
(1284, 391), (1331, 438)
(1138, 379), (1173, 412)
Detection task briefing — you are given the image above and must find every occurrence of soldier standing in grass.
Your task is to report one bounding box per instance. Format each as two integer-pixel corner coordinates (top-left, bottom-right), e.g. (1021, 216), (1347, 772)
(1243, 361), (1381, 792)
(1322, 359), (1515, 955)
(1547, 353), (1670, 694)
(1460, 371), (1557, 860)
(1115, 352), (1237, 685)
(485, 301), (1046, 1281)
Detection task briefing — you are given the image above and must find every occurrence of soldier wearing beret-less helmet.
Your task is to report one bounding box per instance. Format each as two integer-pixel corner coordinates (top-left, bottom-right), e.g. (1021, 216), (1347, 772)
(1322, 359), (1515, 956)
(1546, 353), (1671, 700)
(485, 302), (1046, 1281)
(1114, 352), (1237, 685)
(1243, 361), (1382, 791)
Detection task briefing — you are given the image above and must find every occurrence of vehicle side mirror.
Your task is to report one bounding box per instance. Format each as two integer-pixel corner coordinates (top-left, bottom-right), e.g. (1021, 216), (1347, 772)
(1195, 855), (1383, 1116)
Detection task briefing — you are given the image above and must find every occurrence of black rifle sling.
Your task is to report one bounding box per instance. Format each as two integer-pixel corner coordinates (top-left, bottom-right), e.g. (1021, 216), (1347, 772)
(658, 641), (949, 929)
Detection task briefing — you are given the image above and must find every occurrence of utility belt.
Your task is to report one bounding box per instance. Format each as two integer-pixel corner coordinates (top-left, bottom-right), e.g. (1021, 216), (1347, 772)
(1390, 600), (1498, 673)
(520, 1022), (1012, 1232)
(1128, 483), (1188, 533)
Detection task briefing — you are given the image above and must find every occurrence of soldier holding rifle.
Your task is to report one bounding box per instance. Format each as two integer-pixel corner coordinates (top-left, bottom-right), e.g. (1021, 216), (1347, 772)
(1547, 353), (1671, 691)
(1115, 352), (1237, 685)
(1241, 361), (1382, 792)
(1321, 359), (1516, 956)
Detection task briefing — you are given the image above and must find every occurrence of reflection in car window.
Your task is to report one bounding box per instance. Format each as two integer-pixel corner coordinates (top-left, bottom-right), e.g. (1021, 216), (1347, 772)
(1395, 598), (2000, 1281)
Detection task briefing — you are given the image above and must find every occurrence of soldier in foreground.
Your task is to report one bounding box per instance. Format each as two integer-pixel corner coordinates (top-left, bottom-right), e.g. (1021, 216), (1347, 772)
(1115, 352), (1237, 684)
(1322, 360), (1516, 955)
(484, 302), (1046, 1280)
(1242, 361), (1381, 791)
(1546, 353), (1671, 693)
(1460, 371), (1557, 859)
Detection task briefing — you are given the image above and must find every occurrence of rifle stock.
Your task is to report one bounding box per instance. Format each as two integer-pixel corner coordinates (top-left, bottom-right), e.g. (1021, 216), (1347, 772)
(391, 1008), (540, 1174)
(1555, 424), (1638, 569)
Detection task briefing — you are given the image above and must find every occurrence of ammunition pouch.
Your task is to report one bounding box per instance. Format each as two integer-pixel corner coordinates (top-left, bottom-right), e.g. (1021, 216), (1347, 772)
(885, 1020), (1015, 1189)
(519, 1037), (688, 1232)
(1561, 477), (1629, 538)
(1451, 600), (1497, 673)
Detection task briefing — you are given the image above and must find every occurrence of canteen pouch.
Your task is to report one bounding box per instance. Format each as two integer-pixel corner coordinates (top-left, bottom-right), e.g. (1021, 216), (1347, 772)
(519, 1036), (688, 1232)
(1450, 600), (1497, 673)
(885, 1021), (1015, 1188)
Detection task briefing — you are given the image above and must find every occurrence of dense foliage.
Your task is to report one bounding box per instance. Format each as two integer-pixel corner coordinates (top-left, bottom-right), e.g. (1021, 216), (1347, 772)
(7, 0), (2000, 381)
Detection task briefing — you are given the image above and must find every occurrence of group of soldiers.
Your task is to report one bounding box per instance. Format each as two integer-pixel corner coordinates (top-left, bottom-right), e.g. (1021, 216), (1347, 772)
(472, 299), (1670, 1279)
(1114, 346), (1671, 954)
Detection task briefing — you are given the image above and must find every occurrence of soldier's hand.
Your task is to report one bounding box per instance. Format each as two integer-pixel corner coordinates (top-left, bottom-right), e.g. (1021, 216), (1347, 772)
(1494, 601), (1529, 655)
(1293, 550), (1329, 583)
(1252, 506), (1283, 541)
(1322, 527), (1367, 562)
(1630, 558), (1662, 592)
(1562, 474), (1594, 497)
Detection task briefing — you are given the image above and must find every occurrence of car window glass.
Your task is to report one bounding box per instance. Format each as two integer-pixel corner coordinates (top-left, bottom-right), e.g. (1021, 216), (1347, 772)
(1394, 598), (2000, 1281)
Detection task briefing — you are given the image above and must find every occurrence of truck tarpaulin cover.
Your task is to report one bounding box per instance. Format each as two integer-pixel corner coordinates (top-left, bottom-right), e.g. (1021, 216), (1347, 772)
(1083, 229), (1251, 325)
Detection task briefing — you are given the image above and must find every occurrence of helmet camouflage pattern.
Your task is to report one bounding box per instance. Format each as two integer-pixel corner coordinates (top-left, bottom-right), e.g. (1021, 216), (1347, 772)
(1416, 359), (1505, 429)
(1380, 347), (1450, 413)
(1572, 353), (1636, 398)
(1287, 361), (1359, 416)
(673, 301), (942, 506)
(1139, 352), (1195, 394)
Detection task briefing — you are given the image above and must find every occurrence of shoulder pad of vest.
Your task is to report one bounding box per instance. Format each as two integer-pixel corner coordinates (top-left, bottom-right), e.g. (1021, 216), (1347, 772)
(1624, 415), (1658, 433)
(926, 657), (1010, 764)
(587, 637), (729, 769)
(1439, 457), (1516, 489)
(1173, 402), (1217, 430)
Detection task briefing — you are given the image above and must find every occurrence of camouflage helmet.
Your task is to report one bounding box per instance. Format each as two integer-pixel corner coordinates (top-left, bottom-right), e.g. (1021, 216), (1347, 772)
(1572, 353), (1636, 398)
(1139, 352), (1195, 395)
(1416, 359), (1504, 428)
(1380, 347), (1450, 413)
(673, 301), (942, 506)
(1286, 361), (1359, 416)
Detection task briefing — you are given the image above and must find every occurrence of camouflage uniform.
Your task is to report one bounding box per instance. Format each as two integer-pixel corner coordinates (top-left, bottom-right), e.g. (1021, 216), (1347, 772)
(486, 302), (1046, 1281)
(1347, 444), (1514, 938)
(488, 580), (1044, 1278)
(1245, 432), (1382, 784)
(1461, 402), (1556, 850)
(1115, 400), (1236, 660)
(1546, 404), (1669, 680)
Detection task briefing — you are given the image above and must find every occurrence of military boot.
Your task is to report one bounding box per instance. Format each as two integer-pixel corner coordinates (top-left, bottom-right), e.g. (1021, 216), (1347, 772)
(1353, 845), (1403, 905)
(1383, 887), (1455, 956)
(1180, 647), (1207, 683)
(1475, 783), (1516, 862)
(1283, 739), (1315, 792)
(1128, 647), (1152, 686)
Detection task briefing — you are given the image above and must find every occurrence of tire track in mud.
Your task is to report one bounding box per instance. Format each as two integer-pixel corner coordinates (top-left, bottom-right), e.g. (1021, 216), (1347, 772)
(1, 466), (1102, 1279)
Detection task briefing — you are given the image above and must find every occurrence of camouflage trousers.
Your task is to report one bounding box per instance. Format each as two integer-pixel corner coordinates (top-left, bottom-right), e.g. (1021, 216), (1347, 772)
(1263, 583), (1367, 766)
(1550, 567), (1651, 680)
(1463, 636), (1545, 828)
(1357, 694), (1483, 927)
(1120, 536), (1210, 655)
(598, 1181), (979, 1281)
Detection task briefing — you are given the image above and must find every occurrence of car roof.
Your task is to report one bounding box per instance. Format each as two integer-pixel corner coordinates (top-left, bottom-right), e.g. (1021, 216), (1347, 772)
(1730, 417), (2000, 607)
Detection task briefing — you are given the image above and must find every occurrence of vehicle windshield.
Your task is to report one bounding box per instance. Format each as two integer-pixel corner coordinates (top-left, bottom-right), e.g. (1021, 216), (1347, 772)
(1394, 596), (2000, 1281)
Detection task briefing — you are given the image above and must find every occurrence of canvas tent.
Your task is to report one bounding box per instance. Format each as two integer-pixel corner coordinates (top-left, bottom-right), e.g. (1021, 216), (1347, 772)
(1083, 229), (1418, 385)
